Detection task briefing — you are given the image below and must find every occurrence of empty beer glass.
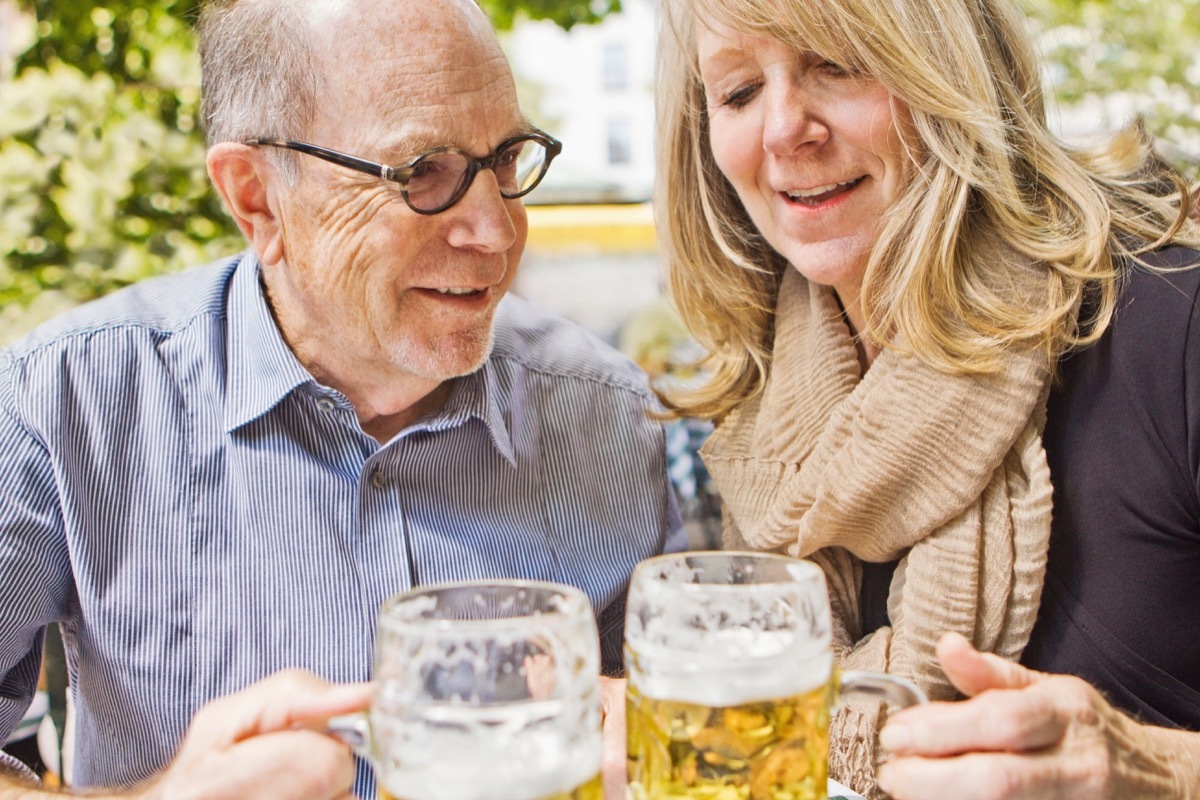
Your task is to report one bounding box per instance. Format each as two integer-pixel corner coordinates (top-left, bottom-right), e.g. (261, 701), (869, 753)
(349, 580), (603, 800)
(624, 552), (926, 800)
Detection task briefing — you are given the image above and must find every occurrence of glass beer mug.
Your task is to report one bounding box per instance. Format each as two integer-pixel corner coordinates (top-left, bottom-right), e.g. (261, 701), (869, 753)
(624, 552), (927, 800)
(338, 580), (604, 800)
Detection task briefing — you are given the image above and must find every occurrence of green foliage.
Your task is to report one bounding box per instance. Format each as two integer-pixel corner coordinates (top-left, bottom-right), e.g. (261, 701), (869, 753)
(15, 0), (203, 78)
(0, 0), (620, 335)
(1027, 0), (1200, 176)
(2, 0), (241, 319)
(480, 0), (622, 30)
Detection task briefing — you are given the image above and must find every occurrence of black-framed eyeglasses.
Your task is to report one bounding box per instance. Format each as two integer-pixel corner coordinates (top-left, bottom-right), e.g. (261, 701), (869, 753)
(244, 131), (563, 215)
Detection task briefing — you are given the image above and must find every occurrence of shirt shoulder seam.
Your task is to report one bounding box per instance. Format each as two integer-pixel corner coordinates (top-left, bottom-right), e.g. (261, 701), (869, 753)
(487, 352), (653, 400)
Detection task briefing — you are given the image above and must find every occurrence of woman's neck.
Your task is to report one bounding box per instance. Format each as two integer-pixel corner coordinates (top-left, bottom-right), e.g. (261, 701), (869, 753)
(834, 287), (880, 371)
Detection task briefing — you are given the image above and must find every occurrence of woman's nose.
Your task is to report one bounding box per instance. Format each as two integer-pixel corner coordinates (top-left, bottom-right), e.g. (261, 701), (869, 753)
(761, 81), (828, 155)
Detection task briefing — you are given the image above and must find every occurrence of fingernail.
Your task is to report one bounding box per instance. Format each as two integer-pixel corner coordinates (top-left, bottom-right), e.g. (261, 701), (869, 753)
(878, 723), (910, 753)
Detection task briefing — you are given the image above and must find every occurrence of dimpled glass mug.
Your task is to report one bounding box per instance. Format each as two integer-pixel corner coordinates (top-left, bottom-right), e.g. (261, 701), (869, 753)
(334, 580), (603, 800)
(624, 552), (928, 800)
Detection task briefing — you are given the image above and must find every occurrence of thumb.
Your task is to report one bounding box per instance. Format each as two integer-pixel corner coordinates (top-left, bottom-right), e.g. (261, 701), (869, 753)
(936, 631), (1041, 697)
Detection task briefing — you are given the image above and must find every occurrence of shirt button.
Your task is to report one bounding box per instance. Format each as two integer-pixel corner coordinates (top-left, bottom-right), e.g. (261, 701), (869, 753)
(316, 397), (335, 412)
(371, 470), (387, 489)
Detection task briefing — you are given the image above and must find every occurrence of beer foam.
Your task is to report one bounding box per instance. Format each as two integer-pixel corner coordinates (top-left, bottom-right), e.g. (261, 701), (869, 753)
(374, 703), (601, 800)
(630, 646), (832, 707)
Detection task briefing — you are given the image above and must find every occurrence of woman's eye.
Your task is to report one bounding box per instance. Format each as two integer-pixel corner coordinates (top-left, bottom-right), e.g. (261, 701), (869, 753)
(721, 82), (761, 109)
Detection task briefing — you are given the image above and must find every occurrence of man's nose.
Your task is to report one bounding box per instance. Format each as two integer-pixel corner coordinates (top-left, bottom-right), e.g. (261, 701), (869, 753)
(444, 169), (519, 253)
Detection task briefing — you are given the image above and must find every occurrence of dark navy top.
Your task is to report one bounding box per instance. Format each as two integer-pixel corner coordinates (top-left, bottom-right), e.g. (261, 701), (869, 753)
(863, 246), (1200, 730)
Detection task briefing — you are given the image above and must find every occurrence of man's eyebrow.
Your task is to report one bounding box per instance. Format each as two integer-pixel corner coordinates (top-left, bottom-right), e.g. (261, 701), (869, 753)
(511, 118), (539, 137)
(378, 134), (444, 162)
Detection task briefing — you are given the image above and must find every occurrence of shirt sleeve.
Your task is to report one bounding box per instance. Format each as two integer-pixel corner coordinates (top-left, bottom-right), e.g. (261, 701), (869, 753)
(0, 388), (71, 745)
(646, 414), (689, 558)
(0, 750), (38, 785)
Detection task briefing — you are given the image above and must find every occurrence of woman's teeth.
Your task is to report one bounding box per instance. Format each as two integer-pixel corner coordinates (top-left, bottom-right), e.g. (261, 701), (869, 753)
(785, 178), (861, 202)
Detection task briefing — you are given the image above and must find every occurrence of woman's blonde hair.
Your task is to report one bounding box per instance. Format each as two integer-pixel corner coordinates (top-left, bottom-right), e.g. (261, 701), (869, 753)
(657, 0), (1199, 421)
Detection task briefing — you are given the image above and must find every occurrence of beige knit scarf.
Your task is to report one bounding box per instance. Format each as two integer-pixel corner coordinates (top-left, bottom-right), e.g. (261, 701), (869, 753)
(701, 268), (1055, 797)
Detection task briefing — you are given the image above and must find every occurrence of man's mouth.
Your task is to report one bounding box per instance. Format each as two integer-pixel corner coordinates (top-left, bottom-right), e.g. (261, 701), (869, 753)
(783, 177), (864, 206)
(434, 287), (484, 296)
(414, 285), (492, 307)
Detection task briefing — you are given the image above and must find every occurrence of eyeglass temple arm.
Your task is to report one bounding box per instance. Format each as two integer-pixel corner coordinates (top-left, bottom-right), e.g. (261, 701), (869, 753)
(244, 138), (400, 183)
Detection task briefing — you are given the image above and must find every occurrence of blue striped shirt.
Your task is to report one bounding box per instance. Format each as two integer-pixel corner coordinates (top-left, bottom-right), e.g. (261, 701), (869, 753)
(0, 251), (684, 796)
(0, 751), (34, 784)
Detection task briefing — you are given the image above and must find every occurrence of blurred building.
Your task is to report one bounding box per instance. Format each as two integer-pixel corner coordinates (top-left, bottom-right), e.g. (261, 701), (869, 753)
(502, 0), (665, 346)
(503, 0), (657, 205)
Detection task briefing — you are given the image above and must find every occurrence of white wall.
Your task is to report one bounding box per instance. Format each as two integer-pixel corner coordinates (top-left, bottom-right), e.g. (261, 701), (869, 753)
(503, 0), (657, 201)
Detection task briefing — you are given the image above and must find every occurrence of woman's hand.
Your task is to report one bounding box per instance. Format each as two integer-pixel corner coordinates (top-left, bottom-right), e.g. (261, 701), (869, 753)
(876, 632), (1199, 799)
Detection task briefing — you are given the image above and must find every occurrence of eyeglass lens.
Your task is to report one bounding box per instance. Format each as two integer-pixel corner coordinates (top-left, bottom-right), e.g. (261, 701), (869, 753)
(407, 138), (548, 212)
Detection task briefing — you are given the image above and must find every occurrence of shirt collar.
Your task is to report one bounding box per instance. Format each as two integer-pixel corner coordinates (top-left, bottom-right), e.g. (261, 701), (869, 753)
(407, 358), (517, 468)
(223, 251), (518, 467)
(224, 252), (315, 433)
(483, 363), (518, 467)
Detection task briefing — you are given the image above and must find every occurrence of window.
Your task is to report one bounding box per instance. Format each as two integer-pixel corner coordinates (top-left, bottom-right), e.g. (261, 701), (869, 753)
(602, 42), (628, 92)
(607, 118), (631, 165)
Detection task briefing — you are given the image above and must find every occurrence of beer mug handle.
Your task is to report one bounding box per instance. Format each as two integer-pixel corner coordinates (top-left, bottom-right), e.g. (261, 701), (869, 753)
(839, 671), (928, 710)
(326, 712), (371, 758)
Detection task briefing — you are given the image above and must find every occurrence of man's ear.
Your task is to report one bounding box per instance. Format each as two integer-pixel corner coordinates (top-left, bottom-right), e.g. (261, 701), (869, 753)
(207, 143), (286, 266)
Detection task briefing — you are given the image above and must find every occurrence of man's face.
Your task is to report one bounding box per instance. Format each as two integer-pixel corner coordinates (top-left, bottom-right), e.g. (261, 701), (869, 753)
(266, 0), (529, 390)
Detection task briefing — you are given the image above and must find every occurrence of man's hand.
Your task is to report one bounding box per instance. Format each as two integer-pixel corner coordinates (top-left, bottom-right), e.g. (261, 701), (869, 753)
(875, 632), (1199, 799)
(142, 670), (371, 800)
(599, 676), (627, 800)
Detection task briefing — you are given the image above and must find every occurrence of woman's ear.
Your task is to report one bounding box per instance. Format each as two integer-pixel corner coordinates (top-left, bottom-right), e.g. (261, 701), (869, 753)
(207, 143), (286, 266)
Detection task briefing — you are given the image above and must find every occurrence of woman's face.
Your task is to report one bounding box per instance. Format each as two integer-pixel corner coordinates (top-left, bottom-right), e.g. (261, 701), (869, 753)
(696, 22), (912, 307)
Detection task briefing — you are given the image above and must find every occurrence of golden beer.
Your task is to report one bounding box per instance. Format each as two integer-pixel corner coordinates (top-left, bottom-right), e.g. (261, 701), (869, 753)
(378, 770), (604, 800)
(626, 679), (834, 800)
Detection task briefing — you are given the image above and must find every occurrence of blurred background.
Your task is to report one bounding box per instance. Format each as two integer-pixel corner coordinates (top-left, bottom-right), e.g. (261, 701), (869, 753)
(1, 0), (1197, 350)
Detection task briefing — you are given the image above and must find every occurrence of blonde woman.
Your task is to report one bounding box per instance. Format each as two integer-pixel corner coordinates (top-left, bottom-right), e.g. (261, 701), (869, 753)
(655, 0), (1200, 795)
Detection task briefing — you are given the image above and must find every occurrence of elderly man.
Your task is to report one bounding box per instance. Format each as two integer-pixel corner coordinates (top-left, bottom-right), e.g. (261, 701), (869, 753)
(0, 0), (684, 797)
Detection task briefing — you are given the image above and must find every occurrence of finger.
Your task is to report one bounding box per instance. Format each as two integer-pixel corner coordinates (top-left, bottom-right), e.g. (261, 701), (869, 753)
(253, 672), (373, 733)
(936, 632), (1041, 697)
(880, 687), (1068, 756)
(877, 751), (1067, 800)
(190, 670), (372, 745)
